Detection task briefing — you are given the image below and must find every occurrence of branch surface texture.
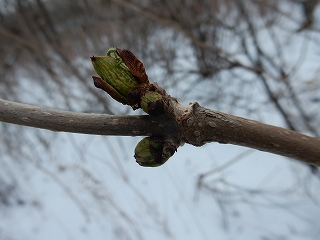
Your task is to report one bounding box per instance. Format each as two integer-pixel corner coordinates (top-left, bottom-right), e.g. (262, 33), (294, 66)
(1, 98), (319, 166)
(0, 98), (178, 137)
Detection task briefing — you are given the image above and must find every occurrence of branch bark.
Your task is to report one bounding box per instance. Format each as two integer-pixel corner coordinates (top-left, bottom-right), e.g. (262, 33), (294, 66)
(178, 102), (320, 166)
(0, 98), (179, 137)
(1, 98), (319, 166)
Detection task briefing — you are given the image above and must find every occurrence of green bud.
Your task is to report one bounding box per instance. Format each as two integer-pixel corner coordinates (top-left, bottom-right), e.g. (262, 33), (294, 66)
(91, 55), (140, 105)
(134, 137), (176, 167)
(140, 91), (166, 115)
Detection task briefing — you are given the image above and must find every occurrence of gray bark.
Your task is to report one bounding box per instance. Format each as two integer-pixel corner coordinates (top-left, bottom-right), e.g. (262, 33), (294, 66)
(1, 98), (319, 166)
(178, 102), (320, 166)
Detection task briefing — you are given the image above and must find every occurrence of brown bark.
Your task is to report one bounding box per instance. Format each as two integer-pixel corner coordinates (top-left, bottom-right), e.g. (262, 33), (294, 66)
(1, 98), (319, 166)
(179, 102), (320, 166)
(0, 98), (179, 137)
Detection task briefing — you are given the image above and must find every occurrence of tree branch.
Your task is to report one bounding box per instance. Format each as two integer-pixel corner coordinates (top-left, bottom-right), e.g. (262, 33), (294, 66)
(1, 98), (319, 166)
(179, 103), (320, 166)
(0, 98), (179, 137)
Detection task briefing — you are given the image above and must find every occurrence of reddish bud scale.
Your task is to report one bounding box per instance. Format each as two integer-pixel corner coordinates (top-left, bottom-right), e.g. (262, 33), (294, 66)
(116, 48), (149, 83)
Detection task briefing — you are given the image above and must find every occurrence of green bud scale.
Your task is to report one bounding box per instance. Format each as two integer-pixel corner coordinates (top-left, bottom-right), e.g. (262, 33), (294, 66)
(134, 137), (176, 167)
(91, 55), (140, 105)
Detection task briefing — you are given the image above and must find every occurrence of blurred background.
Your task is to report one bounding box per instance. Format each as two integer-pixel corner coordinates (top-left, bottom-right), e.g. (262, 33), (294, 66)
(1, 0), (320, 239)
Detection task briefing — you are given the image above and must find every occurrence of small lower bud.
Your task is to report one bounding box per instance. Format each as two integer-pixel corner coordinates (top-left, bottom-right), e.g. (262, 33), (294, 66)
(134, 137), (176, 167)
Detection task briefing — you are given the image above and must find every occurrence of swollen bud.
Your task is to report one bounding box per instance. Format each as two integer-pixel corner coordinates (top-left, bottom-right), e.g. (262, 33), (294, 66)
(140, 91), (166, 115)
(91, 55), (140, 105)
(134, 137), (176, 167)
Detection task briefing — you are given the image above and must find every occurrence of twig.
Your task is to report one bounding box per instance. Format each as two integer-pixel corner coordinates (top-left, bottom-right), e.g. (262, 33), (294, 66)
(1, 98), (319, 166)
(0, 98), (178, 137)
